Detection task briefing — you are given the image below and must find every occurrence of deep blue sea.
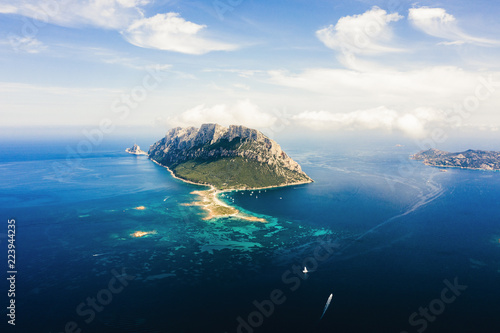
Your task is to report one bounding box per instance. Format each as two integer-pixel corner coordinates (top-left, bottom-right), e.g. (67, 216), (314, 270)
(1, 139), (499, 333)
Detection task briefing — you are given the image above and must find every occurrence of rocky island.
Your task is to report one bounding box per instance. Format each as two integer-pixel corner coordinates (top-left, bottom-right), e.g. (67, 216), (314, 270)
(126, 144), (148, 155)
(411, 148), (500, 171)
(148, 123), (313, 221)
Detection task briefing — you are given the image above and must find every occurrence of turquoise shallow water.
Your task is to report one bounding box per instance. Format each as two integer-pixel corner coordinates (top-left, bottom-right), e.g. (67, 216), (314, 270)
(1, 140), (499, 333)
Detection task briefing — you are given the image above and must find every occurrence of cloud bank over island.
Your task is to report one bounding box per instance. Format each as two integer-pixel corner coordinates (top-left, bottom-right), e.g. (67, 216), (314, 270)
(164, 100), (278, 129)
(292, 107), (446, 138)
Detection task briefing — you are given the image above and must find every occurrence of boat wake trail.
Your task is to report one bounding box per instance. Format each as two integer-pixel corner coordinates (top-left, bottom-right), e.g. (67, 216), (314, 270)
(320, 293), (333, 320)
(358, 176), (443, 242)
(334, 172), (445, 261)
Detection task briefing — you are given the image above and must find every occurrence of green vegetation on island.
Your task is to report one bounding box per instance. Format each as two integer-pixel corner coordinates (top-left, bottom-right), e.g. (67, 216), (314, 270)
(173, 156), (310, 190)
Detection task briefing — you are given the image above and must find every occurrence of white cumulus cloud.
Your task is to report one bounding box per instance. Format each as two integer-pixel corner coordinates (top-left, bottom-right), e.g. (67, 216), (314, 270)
(166, 100), (277, 129)
(409, 7), (499, 46)
(123, 13), (238, 54)
(316, 6), (403, 56)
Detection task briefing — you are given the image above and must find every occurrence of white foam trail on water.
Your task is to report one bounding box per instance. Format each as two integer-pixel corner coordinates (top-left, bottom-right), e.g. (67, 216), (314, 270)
(333, 171), (445, 262)
(320, 293), (333, 320)
(355, 174), (443, 242)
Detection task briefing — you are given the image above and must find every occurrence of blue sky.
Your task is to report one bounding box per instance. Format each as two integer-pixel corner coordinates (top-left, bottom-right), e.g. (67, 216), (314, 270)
(1, 0), (500, 141)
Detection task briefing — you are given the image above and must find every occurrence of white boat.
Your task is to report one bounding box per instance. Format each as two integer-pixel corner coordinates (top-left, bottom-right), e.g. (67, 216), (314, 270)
(302, 267), (308, 274)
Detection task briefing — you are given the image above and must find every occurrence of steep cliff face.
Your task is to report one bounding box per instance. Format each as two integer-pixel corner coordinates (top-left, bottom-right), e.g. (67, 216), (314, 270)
(148, 124), (313, 189)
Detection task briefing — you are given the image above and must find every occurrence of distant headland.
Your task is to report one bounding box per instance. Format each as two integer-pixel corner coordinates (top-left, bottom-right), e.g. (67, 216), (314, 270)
(411, 148), (500, 171)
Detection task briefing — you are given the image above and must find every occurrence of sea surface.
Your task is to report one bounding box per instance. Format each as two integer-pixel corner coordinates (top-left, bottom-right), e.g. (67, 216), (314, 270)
(1, 139), (499, 333)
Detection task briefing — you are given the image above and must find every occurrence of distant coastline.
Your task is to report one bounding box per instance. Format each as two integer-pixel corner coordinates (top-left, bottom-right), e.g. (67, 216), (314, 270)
(412, 149), (500, 171)
(419, 161), (500, 172)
